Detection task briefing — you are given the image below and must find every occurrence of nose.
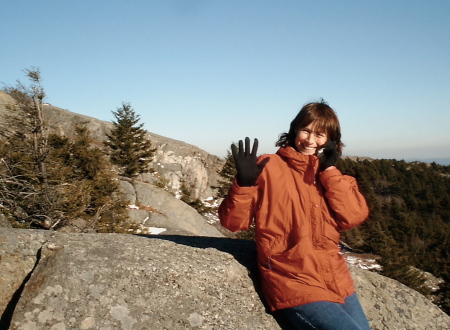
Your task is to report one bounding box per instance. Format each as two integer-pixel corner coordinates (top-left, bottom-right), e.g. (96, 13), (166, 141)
(306, 133), (316, 144)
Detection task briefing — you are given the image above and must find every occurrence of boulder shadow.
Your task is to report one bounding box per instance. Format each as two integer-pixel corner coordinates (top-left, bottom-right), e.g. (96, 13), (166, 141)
(139, 234), (294, 329)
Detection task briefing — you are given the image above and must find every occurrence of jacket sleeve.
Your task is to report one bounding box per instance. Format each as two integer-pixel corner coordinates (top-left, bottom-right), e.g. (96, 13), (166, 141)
(218, 180), (258, 232)
(319, 167), (369, 231)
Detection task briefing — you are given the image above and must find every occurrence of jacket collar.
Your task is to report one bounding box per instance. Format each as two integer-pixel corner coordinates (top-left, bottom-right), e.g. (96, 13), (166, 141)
(276, 146), (319, 174)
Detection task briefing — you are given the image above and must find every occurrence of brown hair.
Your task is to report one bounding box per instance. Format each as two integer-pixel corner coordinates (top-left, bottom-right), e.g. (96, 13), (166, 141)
(276, 100), (344, 155)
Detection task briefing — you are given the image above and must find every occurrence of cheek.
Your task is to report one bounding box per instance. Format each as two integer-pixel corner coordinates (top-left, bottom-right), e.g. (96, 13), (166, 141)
(294, 134), (304, 146)
(317, 138), (328, 147)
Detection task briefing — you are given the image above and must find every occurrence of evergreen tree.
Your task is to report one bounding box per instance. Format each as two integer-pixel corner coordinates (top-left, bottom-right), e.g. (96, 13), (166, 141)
(48, 125), (129, 232)
(0, 68), (52, 227)
(104, 102), (155, 177)
(214, 148), (237, 198)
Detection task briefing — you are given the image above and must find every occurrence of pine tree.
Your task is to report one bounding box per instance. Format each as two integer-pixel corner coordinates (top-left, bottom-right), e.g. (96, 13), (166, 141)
(104, 102), (155, 177)
(214, 149), (237, 198)
(0, 68), (53, 227)
(47, 125), (129, 231)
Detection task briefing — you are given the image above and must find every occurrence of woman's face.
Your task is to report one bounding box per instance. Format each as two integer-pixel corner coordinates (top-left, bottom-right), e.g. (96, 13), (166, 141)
(295, 122), (328, 155)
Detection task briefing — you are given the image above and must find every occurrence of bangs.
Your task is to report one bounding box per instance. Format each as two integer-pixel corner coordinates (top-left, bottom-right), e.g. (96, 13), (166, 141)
(311, 117), (332, 135)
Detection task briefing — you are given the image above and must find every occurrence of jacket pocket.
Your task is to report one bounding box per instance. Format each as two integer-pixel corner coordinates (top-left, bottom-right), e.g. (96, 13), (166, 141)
(328, 251), (354, 294)
(267, 241), (319, 281)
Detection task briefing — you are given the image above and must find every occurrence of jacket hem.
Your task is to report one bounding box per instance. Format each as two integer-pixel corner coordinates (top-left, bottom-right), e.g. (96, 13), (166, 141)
(270, 288), (355, 312)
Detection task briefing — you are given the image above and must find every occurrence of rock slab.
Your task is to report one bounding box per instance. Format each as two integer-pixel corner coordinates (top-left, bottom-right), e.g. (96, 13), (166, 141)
(1, 228), (449, 330)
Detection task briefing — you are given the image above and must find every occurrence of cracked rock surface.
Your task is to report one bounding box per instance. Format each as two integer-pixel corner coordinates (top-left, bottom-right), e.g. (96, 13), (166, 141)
(1, 228), (449, 329)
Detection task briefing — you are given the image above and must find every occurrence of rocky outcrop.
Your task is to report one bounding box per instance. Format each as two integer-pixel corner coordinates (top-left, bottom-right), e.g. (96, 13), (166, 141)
(40, 102), (225, 199)
(0, 90), (225, 200)
(1, 228), (449, 330)
(43, 104), (225, 200)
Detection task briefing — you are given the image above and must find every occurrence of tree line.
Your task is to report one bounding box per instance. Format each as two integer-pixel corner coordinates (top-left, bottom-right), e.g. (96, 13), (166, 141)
(0, 68), (155, 232)
(337, 157), (450, 314)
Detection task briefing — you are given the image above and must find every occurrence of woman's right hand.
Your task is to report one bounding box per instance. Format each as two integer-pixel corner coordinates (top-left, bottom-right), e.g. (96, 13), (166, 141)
(231, 137), (269, 187)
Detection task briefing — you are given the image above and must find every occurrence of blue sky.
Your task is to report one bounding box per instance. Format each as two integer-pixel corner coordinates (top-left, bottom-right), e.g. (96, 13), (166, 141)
(2, 1), (450, 164)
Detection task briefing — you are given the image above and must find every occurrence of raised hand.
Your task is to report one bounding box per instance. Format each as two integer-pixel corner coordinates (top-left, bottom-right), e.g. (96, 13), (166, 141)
(231, 137), (270, 187)
(318, 140), (339, 171)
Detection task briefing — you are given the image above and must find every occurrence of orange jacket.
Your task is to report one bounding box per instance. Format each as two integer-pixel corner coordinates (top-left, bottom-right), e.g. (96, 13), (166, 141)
(219, 147), (369, 312)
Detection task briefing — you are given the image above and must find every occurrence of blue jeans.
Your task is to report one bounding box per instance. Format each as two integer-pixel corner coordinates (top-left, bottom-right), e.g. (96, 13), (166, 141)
(279, 293), (371, 330)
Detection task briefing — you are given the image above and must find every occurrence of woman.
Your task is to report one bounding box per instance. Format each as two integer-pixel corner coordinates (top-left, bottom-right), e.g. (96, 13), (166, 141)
(219, 101), (371, 329)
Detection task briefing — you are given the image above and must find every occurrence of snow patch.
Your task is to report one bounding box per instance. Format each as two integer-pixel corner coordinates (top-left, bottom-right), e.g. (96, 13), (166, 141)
(344, 253), (382, 271)
(148, 227), (167, 235)
(128, 225), (167, 235)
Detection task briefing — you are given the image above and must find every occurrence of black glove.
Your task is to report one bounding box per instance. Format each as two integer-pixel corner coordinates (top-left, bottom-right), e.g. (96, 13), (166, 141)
(319, 140), (339, 172)
(231, 137), (270, 187)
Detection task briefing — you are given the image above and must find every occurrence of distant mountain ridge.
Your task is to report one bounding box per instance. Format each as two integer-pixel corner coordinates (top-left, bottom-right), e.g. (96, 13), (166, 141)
(405, 157), (450, 166)
(343, 154), (450, 167)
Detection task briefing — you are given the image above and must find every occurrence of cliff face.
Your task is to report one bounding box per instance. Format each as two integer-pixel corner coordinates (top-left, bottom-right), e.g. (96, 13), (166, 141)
(1, 228), (449, 330)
